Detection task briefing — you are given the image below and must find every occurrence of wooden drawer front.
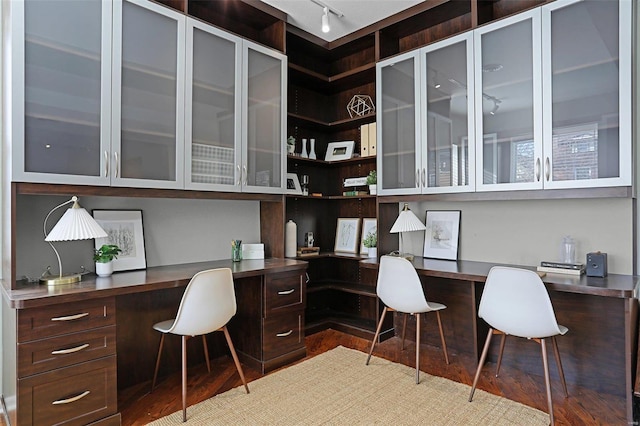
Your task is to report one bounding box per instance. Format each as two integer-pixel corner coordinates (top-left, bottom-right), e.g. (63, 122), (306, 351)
(18, 325), (116, 377)
(263, 311), (304, 359)
(264, 272), (304, 315)
(18, 356), (117, 426)
(18, 297), (115, 342)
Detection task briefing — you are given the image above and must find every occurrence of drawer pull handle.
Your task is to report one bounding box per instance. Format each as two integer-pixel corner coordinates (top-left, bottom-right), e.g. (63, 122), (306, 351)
(277, 289), (295, 295)
(51, 312), (89, 322)
(51, 343), (90, 355)
(276, 330), (293, 337)
(52, 390), (90, 405)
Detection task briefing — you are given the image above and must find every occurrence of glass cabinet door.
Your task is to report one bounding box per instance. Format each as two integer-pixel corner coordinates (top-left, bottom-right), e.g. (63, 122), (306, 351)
(112, 0), (185, 189)
(12, 0), (111, 185)
(242, 42), (286, 194)
(422, 32), (475, 193)
(377, 51), (421, 196)
(474, 10), (542, 191)
(185, 19), (242, 192)
(542, 0), (631, 189)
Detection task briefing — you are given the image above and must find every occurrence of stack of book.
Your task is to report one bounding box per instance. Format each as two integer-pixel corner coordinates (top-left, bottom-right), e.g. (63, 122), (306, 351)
(536, 261), (585, 275)
(297, 246), (320, 257)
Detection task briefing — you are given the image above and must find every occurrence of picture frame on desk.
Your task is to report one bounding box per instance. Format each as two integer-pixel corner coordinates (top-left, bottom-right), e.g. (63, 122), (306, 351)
(423, 210), (460, 261)
(325, 141), (355, 161)
(93, 210), (147, 272)
(286, 173), (302, 195)
(334, 218), (360, 253)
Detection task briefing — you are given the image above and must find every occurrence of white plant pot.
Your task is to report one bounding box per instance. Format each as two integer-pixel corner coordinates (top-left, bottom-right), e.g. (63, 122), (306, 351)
(95, 261), (114, 277)
(367, 247), (377, 258)
(369, 184), (377, 195)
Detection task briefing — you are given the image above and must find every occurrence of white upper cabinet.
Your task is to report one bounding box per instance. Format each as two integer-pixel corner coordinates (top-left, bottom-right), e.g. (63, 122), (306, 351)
(10, 0), (112, 185)
(421, 32), (476, 194)
(185, 19), (242, 192)
(474, 9), (543, 192)
(541, 0), (631, 189)
(112, 0), (185, 189)
(241, 41), (287, 194)
(377, 50), (421, 196)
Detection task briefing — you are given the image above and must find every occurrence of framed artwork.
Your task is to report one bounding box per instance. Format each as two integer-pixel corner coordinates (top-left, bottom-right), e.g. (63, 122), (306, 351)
(360, 218), (377, 254)
(93, 210), (147, 272)
(423, 210), (460, 260)
(334, 218), (360, 253)
(325, 141), (355, 162)
(286, 173), (302, 195)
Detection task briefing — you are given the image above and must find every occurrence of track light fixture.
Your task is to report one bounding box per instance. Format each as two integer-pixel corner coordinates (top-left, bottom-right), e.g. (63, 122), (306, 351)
(322, 7), (330, 33)
(310, 0), (344, 34)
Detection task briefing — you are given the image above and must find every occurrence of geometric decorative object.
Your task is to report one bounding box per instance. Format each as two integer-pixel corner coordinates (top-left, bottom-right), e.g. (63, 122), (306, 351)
(347, 94), (375, 118)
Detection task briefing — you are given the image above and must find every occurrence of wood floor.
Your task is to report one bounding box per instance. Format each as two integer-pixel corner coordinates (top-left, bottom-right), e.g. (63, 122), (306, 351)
(119, 328), (629, 425)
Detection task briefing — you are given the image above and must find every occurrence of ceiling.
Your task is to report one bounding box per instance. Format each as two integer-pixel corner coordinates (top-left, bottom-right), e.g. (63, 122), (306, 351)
(260, 0), (423, 42)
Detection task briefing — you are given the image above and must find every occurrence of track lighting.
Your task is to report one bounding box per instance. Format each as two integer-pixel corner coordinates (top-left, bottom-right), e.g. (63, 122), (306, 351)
(489, 99), (501, 115)
(322, 7), (330, 33)
(310, 0), (344, 35)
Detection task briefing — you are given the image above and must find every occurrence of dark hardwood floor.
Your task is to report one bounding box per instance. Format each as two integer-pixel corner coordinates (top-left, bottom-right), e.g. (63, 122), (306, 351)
(119, 328), (628, 425)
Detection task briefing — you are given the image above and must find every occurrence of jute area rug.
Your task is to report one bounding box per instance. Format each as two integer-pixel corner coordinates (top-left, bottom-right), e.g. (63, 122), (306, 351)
(150, 346), (548, 425)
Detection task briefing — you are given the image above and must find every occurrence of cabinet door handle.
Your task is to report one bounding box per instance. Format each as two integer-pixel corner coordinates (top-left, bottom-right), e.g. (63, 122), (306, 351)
(104, 151), (109, 177)
(51, 343), (90, 355)
(277, 289), (295, 295)
(276, 330), (293, 337)
(114, 151), (119, 178)
(416, 169), (420, 188)
(535, 158), (541, 182)
(51, 312), (89, 322)
(236, 165), (241, 186)
(52, 390), (90, 405)
(242, 165), (247, 186)
(422, 168), (426, 187)
(545, 157), (550, 181)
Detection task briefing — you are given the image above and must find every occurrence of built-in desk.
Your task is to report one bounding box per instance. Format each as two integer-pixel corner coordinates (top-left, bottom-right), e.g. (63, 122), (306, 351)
(1, 258), (307, 426)
(361, 258), (639, 424)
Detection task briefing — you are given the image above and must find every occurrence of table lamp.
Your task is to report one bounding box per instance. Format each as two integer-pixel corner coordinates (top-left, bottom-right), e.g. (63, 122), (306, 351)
(390, 203), (426, 261)
(41, 196), (108, 286)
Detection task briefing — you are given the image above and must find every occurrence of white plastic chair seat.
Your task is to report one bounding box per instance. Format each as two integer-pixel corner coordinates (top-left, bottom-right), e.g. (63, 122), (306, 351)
(153, 319), (175, 334)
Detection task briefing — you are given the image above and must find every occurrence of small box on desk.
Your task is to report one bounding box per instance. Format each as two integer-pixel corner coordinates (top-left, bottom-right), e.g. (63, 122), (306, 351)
(242, 243), (264, 259)
(586, 252), (607, 277)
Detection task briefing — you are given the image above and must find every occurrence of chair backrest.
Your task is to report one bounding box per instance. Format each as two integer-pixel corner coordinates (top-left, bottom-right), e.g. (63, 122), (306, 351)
(377, 255), (433, 314)
(168, 268), (237, 336)
(479, 266), (563, 338)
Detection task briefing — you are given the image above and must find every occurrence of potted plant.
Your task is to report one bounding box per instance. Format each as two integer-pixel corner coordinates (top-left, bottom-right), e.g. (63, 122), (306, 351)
(366, 170), (377, 195)
(362, 231), (377, 258)
(287, 136), (296, 155)
(94, 244), (122, 277)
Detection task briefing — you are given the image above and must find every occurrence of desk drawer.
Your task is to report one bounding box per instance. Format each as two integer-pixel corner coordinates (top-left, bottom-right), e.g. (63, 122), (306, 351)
(18, 356), (117, 426)
(265, 271), (304, 315)
(18, 325), (116, 377)
(18, 297), (115, 342)
(263, 311), (304, 359)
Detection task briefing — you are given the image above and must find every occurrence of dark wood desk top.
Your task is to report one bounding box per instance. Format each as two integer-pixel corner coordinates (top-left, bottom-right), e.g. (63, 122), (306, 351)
(360, 257), (639, 299)
(2, 258), (308, 309)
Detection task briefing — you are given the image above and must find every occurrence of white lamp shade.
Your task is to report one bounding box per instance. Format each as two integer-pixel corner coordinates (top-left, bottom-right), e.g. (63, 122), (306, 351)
(45, 205), (107, 242)
(390, 205), (426, 233)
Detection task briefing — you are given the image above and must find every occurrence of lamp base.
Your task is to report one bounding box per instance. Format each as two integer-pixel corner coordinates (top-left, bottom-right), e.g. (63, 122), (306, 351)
(40, 273), (82, 286)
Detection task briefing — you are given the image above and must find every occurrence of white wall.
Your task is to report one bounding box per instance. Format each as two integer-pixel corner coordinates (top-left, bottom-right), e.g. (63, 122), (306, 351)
(402, 198), (634, 274)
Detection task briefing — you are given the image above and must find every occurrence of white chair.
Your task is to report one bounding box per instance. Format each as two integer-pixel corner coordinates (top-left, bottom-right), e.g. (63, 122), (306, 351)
(151, 268), (249, 422)
(469, 266), (568, 425)
(366, 255), (449, 384)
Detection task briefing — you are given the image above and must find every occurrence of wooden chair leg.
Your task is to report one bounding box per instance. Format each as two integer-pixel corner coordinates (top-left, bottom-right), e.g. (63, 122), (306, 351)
(151, 333), (165, 392)
(202, 335), (211, 373)
(182, 335), (188, 423)
(222, 326), (249, 394)
(366, 307), (388, 365)
(435, 311), (449, 365)
(551, 336), (568, 397)
(401, 313), (408, 350)
(469, 328), (494, 402)
(495, 332), (507, 377)
(541, 338), (555, 426)
(415, 313), (421, 384)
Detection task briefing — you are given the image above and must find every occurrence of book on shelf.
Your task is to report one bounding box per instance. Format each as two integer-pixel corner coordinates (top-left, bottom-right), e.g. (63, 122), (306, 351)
(343, 177), (367, 187)
(536, 265), (585, 276)
(297, 246), (320, 257)
(343, 191), (368, 196)
(540, 261), (585, 270)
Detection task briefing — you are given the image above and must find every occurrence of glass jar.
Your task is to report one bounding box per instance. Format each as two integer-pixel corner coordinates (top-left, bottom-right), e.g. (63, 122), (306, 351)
(232, 240), (242, 262)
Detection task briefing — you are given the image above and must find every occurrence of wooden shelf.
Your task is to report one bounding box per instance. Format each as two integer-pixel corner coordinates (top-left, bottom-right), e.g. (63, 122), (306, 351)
(288, 112), (375, 131)
(307, 280), (376, 297)
(287, 155), (376, 166)
(288, 62), (376, 94)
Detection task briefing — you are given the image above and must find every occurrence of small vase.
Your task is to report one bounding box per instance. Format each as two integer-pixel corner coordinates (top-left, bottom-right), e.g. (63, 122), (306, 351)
(309, 139), (316, 160)
(232, 240), (243, 262)
(301, 138), (308, 158)
(95, 261), (113, 278)
(369, 184), (377, 195)
(368, 247), (377, 258)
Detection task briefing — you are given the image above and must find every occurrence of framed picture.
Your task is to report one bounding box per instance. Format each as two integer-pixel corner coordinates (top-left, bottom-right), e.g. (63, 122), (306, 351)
(423, 210), (460, 260)
(286, 173), (302, 195)
(325, 141), (355, 162)
(360, 218), (377, 254)
(93, 210), (147, 272)
(334, 218), (360, 253)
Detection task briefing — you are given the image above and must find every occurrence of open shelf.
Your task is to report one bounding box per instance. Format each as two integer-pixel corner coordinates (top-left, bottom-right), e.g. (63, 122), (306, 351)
(307, 280), (376, 297)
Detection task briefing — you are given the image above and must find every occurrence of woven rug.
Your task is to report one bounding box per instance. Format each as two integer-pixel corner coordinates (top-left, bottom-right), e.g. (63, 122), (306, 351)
(150, 346), (548, 425)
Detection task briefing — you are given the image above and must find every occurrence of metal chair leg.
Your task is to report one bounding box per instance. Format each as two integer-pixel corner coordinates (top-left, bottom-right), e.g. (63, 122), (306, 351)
(151, 333), (165, 392)
(401, 313), (408, 350)
(469, 328), (494, 402)
(182, 335), (188, 423)
(202, 335), (211, 373)
(541, 338), (555, 426)
(366, 307), (388, 365)
(495, 332), (507, 377)
(415, 313), (421, 384)
(551, 336), (568, 397)
(222, 326), (249, 394)
(435, 311), (449, 364)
